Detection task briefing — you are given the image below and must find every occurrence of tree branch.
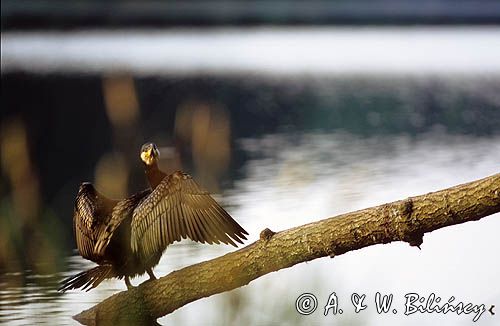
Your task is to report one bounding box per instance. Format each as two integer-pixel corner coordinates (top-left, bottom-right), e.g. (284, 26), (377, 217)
(74, 173), (500, 325)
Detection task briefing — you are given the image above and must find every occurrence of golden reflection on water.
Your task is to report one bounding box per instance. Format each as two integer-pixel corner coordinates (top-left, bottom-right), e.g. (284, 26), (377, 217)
(175, 102), (231, 191)
(1, 119), (39, 272)
(103, 75), (139, 129)
(1, 118), (39, 227)
(94, 152), (129, 200)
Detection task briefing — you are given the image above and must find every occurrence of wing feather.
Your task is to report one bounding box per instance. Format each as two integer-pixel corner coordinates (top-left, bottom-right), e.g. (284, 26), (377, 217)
(93, 189), (151, 257)
(131, 171), (248, 261)
(73, 183), (117, 262)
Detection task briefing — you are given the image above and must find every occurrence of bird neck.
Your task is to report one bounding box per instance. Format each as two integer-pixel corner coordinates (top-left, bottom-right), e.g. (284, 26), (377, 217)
(145, 162), (166, 189)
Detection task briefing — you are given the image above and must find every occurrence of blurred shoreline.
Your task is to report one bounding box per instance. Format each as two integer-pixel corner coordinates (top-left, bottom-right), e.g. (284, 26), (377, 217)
(3, 27), (500, 75)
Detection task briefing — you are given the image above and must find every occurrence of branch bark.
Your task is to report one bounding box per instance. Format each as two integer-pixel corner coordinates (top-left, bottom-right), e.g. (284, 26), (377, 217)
(74, 173), (500, 325)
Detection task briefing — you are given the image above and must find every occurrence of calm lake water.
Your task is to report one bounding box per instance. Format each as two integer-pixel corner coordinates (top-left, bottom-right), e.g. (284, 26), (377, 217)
(1, 132), (499, 325)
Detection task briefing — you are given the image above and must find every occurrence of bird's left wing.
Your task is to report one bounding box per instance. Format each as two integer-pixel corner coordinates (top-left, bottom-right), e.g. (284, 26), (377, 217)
(130, 171), (248, 261)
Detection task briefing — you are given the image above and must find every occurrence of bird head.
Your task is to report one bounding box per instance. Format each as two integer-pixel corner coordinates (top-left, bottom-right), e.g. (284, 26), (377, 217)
(140, 143), (160, 166)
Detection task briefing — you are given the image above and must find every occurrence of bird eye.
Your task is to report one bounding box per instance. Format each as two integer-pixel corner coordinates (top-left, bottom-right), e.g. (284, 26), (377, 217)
(141, 143), (150, 152)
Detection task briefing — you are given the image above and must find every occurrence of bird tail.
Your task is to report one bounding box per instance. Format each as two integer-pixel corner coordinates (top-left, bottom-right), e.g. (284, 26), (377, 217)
(58, 265), (115, 292)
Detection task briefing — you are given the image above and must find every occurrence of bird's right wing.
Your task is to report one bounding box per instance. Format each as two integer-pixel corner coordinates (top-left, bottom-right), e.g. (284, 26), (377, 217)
(73, 183), (118, 262)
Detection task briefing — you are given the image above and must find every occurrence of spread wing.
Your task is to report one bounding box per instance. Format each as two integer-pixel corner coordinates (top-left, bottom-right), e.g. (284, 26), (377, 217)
(73, 183), (118, 262)
(131, 171), (248, 260)
(93, 189), (151, 257)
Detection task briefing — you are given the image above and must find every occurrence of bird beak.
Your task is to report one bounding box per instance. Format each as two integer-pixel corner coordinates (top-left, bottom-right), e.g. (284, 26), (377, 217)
(141, 149), (151, 164)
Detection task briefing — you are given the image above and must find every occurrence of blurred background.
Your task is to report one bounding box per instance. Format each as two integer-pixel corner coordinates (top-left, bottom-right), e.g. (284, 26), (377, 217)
(1, 0), (500, 325)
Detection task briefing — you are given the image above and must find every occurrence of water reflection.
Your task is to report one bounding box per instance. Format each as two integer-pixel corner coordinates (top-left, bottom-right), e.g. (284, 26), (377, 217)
(1, 131), (499, 325)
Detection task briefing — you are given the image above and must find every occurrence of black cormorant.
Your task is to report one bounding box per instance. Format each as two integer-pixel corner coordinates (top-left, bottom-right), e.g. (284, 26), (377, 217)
(59, 143), (248, 292)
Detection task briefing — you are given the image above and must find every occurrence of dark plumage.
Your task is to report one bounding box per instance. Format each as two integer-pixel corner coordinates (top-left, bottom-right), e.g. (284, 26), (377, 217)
(59, 143), (248, 292)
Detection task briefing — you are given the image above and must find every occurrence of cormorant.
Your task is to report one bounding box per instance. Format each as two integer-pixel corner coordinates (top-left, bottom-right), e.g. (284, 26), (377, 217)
(59, 143), (248, 292)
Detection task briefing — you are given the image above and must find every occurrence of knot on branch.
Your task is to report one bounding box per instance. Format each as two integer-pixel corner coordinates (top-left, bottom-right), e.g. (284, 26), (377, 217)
(404, 232), (424, 249)
(260, 228), (276, 241)
(397, 198), (423, 248)
(402, 198), (414, 218)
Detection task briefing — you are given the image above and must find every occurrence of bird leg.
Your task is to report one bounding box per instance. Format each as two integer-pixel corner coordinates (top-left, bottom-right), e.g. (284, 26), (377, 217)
(140, 268), (157, 286)
(146, 268), (157, 281)
(124, 276), (134, 290)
